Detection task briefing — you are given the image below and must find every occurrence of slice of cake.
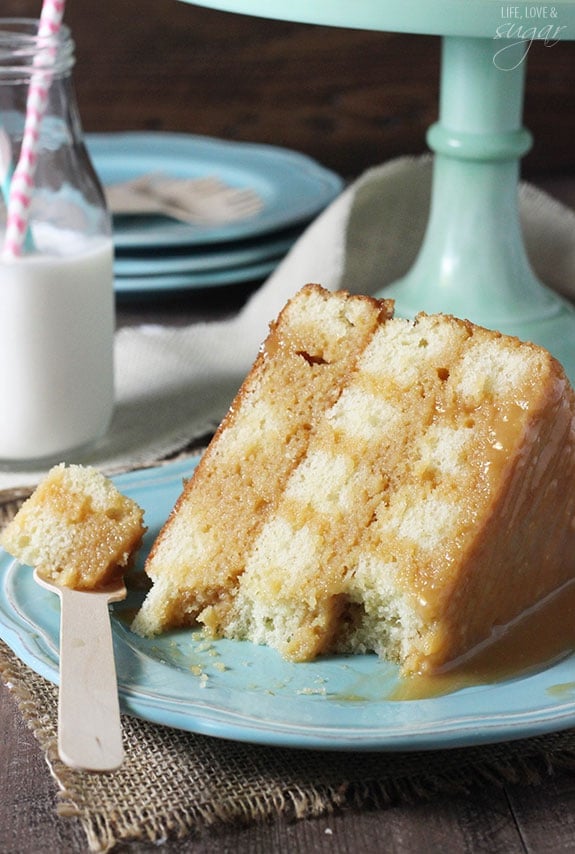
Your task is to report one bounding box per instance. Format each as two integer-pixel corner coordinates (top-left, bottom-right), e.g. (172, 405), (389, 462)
(132, 285), (575, 675)
(1, 464), (146, 590)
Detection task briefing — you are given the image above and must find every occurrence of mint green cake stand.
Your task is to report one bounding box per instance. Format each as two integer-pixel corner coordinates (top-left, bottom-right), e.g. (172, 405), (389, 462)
(182, 1), (575, 378)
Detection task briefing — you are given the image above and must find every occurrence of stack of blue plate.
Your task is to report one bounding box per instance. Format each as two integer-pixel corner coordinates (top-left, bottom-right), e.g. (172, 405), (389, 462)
(87, 132), (344, 298)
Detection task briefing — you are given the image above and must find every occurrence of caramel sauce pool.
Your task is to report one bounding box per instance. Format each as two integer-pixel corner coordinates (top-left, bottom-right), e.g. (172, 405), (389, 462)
(391, 579), (575, 700)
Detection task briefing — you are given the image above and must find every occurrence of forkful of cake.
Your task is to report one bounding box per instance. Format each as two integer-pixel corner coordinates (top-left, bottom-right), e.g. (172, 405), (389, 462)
(0, 465), (146, 772)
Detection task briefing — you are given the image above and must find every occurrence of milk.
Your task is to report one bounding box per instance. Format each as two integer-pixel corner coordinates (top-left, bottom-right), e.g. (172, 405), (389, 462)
(0, 235), (115, 463)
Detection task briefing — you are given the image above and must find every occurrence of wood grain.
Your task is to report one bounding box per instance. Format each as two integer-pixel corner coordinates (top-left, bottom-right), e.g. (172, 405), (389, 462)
(3, 687), (575, 854)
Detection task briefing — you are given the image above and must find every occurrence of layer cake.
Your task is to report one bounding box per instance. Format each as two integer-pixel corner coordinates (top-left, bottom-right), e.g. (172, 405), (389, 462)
(132, 285), (575, 674)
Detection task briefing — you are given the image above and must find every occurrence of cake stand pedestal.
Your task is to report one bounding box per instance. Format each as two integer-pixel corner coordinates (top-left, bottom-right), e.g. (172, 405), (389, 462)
(381, 34), (575, 379)
(180, 1), (575, 378)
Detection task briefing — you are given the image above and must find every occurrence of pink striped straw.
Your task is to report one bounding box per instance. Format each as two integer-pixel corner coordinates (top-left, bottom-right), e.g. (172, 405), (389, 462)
(2, 0), (66, 259)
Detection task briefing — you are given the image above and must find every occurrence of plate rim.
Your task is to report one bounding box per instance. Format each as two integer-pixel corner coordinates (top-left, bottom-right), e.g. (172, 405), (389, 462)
(113, 229), (300, 278)
(114, 258), (279, 294)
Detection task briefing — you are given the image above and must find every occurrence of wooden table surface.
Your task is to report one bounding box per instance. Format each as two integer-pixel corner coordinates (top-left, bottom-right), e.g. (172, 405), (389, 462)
(2, 1), (575, 850)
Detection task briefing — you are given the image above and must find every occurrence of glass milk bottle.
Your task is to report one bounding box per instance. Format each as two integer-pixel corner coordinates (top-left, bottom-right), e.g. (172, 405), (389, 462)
(0, 18), (114, 466)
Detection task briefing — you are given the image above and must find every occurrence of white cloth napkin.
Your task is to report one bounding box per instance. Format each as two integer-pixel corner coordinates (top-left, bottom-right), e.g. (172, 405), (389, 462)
(1, 155), (574, 490)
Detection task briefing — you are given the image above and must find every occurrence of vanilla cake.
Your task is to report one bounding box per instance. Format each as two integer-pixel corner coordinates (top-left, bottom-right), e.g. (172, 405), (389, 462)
(1, 464), (146, 590)
(132, 285), (575, 674)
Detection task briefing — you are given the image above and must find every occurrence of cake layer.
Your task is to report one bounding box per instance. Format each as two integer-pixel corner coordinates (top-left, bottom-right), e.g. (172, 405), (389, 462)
(132, 285), (393, 636)
(347, 316), (575, 671)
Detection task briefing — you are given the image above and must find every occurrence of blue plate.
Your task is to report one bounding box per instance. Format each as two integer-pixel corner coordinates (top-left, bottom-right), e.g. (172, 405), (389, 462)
(114, 230), (299, 278)
(87, 132), (344, 250)
(2, 458), (575, 751)
(115, 258), (278, 295)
